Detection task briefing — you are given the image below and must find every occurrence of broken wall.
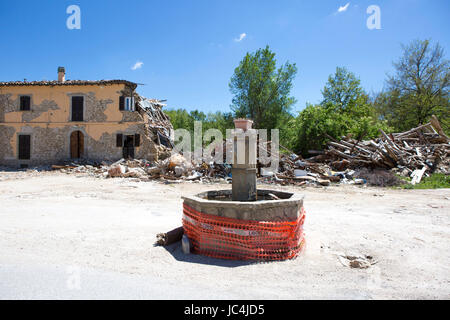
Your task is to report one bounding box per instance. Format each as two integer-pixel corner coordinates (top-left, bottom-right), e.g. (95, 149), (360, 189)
(0, 84), (160, 167)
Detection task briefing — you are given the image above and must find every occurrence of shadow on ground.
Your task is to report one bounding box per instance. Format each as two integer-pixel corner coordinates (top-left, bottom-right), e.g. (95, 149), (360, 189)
(160, 242), (258, 268)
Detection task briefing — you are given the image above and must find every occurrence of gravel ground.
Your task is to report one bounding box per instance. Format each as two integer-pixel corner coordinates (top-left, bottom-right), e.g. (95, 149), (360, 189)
(0, 170), (449, 299)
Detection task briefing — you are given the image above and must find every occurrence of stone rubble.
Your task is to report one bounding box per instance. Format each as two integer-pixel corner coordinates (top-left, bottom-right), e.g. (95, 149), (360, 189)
(12, 117), (448, 188)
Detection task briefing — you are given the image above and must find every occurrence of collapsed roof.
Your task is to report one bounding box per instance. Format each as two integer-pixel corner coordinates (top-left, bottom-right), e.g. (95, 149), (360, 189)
(136, 95), (174, 148)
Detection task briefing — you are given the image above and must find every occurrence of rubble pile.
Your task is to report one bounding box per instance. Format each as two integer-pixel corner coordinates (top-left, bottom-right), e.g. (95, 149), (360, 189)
(261, 157), (342, 187)
(52, 159), (153, 180)
(266, 115), (449, 186)
(51, 155), (231, 184)
(322, 115), (449, 174)
(51, 116), (448, 187)
(257, 141), (363, 186)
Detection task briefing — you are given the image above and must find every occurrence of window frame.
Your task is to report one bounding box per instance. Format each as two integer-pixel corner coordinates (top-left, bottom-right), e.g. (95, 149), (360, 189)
(71, 95), (85, 122)
(18, 134), (31, 160)
(116, 133), (123, 147)
(119, 96), (125, 111)
(124, 97), (135, 111)
(19, 95), (31, 111)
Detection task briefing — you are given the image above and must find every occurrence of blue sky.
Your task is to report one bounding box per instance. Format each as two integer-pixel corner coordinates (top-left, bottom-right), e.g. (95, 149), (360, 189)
(0, 0), (448, 114)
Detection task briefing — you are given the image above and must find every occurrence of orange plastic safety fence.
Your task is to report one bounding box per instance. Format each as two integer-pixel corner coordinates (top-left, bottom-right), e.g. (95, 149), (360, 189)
(182, 204), (305, 261)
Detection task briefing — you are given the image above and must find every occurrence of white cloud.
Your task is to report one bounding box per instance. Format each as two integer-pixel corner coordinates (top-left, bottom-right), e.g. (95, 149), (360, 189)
(131, 61), (143, 70)
(337, 3), (350, 13)
(234, 33), (246, 42)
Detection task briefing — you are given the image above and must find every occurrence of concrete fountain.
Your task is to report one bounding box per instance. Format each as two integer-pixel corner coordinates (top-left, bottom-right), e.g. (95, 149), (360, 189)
(182, 119), (305, 261)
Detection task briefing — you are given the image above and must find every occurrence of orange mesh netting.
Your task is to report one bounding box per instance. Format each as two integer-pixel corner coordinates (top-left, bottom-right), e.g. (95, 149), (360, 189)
(182, 204), (305, 261)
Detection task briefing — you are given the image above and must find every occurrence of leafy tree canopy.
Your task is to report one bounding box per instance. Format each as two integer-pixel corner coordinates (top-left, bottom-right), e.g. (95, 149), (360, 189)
(229, 45), (297, 130)
(321, 66), (365, 111)
(376, 39), (449, 132)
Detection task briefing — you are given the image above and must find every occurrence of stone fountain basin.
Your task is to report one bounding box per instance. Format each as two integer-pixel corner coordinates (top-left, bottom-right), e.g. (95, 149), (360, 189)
(182, 189), (304, 222)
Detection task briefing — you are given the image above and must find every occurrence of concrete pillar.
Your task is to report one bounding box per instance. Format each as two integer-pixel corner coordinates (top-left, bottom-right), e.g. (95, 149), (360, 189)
(231, 119), (258, 201)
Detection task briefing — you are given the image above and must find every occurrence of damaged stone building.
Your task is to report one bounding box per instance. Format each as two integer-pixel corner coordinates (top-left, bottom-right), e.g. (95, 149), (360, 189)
(0, 67), (173, 168)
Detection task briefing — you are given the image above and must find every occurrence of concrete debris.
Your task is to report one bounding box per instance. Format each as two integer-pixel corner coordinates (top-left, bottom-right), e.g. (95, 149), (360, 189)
(107, 165), (126, 177)
(261, 116), (449, 187)
(165, 153), (192, 172)
(338, 254), (377, 269)
(322, 116), (449, 176)
(174, 166), (185, 177)
(349, 259), (372, 269)
(155, 226), (184, 246)
(50, 155), (230, 184)
(49, 117), (448, 187)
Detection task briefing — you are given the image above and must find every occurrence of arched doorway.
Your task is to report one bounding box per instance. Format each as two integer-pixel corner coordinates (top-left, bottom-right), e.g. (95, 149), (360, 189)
(70, 130), (84, 159)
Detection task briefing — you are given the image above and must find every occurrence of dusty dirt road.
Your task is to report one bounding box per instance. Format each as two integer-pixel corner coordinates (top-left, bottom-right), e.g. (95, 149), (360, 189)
(0, 170), (449, 299)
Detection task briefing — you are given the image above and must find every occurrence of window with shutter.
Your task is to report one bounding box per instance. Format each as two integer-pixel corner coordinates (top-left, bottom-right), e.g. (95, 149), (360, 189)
(116, 134), (123, 147)
(20, 96), (31, 111)
(71, 96), (84, 121)
(124, 97), (135, 111)
(119, 96), (125, 111)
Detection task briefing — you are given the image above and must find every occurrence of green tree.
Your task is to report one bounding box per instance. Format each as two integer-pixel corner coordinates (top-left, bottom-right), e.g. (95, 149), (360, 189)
(165, 108), (234, 148)
(165, 108), (195, 132)
(378, 39), (449, 132)
(229, 46), (297, 130)
(321, 66), (364, 111)
(203, 111), (234, 137)
(284, 67), (391, 156)
(289, 104), (349, 155)
(287, 102), (390, 156)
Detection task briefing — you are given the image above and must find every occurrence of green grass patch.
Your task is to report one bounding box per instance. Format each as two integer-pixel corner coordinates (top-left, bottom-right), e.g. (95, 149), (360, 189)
(400, 173), (450, 189)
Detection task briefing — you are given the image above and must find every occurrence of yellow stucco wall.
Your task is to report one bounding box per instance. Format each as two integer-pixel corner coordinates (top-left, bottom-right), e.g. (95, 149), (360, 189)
(1, 84), (129, 123)
(3, 122), (146, 156)
(0, 83), (149, 159)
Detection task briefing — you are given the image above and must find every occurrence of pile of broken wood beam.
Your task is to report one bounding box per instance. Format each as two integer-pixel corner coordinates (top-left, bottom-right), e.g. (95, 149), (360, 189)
(320, 115), (449, 181)
(50, 116), (448, 187)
